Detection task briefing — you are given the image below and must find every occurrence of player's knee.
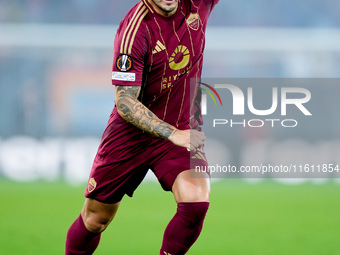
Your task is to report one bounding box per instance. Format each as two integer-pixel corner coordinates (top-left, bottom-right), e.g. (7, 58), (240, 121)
(181, 186), (210, 203)
(177, 202), (210, 226)
(193, 191), (210, 203)
(81, 198), (119, 233)
(82, 210), (114, 233)
(83, 214), (111, 233)
(173, 170), (210, 203)
(197, 187), (210, 202)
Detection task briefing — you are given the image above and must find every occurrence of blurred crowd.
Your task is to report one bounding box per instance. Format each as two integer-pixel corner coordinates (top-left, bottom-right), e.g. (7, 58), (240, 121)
(0, 0), (340, 27)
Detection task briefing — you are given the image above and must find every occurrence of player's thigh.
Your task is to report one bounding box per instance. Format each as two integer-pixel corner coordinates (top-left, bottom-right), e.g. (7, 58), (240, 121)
(81, 198), (120, 233)
(172, 170), (210, 203)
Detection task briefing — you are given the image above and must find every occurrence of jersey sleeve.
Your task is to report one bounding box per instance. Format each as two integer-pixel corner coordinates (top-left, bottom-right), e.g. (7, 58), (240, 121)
(111, 18), (149, 86)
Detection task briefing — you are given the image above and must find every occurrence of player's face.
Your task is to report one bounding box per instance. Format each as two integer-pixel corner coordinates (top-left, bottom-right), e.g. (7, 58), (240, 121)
(150, 0), (179, 16)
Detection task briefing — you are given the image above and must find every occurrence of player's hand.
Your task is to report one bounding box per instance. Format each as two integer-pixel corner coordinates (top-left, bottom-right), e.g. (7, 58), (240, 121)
(169, 129), (206, 152)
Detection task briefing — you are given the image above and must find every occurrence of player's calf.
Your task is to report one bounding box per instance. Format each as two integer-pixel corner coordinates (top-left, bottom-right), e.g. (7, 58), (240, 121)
(160, 201), (210, 255)
(65, 214), (101, 255)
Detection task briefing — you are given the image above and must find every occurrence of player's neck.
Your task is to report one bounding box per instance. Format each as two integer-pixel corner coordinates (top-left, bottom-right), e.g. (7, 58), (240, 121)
(147, 0), (179, 17)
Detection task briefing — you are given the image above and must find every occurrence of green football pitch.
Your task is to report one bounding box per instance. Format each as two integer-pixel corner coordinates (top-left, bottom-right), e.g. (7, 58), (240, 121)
(1, 179), (339, 255)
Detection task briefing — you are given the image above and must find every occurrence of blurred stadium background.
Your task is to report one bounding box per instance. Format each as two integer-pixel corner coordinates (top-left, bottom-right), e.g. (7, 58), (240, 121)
(0, 0), (340, 254)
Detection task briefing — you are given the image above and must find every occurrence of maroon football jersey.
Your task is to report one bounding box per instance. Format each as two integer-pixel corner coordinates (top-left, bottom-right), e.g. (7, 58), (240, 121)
(111, 0), (218, 131)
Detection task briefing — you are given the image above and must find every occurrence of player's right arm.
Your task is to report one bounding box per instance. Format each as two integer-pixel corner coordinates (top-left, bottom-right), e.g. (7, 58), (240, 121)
(115, 85), (205, 151)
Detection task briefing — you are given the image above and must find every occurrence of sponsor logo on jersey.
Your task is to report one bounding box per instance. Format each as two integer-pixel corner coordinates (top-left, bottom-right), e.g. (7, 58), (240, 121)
(116, 54), (133, 72)
(186, 13), (200, 31)
(112, 71), (136, 81)
(88, 178), (97, 193)
(169, 45), (190, 70)
(152, 40), (166, 54)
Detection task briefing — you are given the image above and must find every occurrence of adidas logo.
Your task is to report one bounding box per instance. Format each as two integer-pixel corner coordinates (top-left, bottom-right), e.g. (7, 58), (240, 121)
(152, 40), (166, 54)
(191, 151), (207, 161)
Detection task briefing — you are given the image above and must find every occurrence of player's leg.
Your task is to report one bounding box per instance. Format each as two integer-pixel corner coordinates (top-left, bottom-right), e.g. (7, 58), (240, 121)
(81, 198), (120, 233)
(65, 198), (120, 255)
(172, 170), (210, 203)
(160, 170), (210, 255)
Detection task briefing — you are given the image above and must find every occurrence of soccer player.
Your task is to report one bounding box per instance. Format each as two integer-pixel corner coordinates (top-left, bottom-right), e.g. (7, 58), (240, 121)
(65, 0), (218, 254)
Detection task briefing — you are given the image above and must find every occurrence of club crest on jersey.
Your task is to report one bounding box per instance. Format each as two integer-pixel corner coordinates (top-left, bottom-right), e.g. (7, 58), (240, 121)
(116, 54), (133, 72)
(186, 13), (200, 31)
(88, 178), (97, 193)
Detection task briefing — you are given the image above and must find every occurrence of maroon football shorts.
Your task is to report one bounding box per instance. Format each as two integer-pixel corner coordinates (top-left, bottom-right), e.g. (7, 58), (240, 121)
(84, 116), (209, 204)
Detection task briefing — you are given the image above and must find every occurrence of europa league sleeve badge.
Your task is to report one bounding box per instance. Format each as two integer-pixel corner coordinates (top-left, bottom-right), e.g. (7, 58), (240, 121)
(116, 54), (133, 72)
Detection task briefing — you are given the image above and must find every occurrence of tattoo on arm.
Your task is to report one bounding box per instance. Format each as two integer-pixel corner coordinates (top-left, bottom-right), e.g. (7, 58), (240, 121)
(115, 86), (176, 139)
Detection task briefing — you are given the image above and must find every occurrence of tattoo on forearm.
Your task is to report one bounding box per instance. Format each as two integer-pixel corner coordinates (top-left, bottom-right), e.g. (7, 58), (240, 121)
(115, 86), (175, 139)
